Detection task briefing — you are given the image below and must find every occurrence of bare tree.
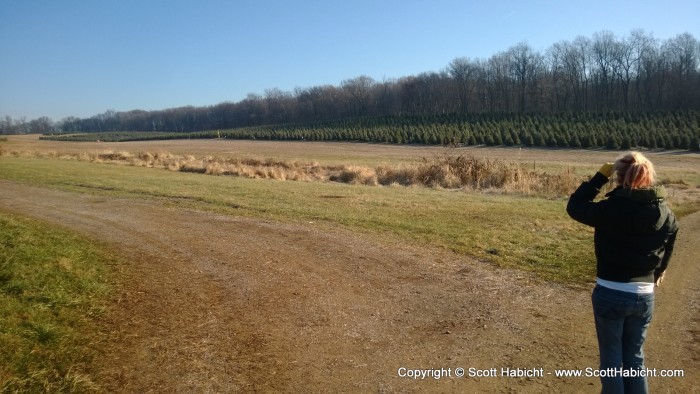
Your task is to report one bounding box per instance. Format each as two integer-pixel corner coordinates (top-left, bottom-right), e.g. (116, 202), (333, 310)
(630, 30), (657, 110)
(264, 88), (295, 124)
(487, 51), (513, 111)
(508, 42), (542, 112)
(341, 75), (375, 117)
(448, 57), (478, 112)
(28, 117), (54, 134)
(592, 31), (619, 110)
(664, 33), (700, 107)
(547, 41), (569, 111)
(572, 36), (592, 111)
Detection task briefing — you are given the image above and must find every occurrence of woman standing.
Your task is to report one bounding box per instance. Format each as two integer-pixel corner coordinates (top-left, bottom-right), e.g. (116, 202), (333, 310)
(566, 151), (679, 394)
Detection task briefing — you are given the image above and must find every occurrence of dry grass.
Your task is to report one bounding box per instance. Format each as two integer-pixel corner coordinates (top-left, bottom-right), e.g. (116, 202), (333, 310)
(1, 148), (588, 197)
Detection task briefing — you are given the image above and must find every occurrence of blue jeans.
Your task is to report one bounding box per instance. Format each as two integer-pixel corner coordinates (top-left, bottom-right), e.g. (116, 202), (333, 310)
(591, 285), (655, 394)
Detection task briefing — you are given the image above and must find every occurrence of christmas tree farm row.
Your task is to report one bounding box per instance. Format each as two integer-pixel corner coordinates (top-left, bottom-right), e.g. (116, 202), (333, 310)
(42, 111), (700, 151)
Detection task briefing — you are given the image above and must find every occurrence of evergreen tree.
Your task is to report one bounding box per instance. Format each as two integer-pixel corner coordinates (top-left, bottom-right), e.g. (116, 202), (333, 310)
(504, 134), (515, 146)
(690, 136), (700, 151)
(519, 130), (529, 145)
(557, 135), (568, 147)
(672, 134), (682, 149)
(680, 134), (690, 150)
(534, 133), (545, 147)
(524, 133), (534, 146)
(429, 132), (439, 145)
(493, 132), (503, 145)
(621, 135), (632, 150)
(569, 135), (582, 148)
(581, 134), (592, 148)
(647, 135), (657, 149)
(511, 131), (521, 145)
(606, 135), (621, 150)
(638, 135), (650, 149)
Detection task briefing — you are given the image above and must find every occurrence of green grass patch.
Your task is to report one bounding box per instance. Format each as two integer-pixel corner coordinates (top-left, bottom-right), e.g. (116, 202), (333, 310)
(0, 211), (115, 392)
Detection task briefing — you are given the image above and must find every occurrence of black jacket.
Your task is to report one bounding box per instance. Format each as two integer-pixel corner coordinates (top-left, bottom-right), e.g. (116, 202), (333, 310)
(567, 172), (679, 283)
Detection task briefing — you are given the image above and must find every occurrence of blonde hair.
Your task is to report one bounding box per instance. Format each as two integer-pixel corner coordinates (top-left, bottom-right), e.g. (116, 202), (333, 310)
(613, 151), (656, 189)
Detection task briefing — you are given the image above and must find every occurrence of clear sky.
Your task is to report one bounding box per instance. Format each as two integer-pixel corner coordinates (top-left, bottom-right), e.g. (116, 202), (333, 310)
(1, 0), (699, 121)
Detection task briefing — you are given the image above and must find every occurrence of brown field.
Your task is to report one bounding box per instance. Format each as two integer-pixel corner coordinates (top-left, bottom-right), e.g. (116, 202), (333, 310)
(6, 134), (700, 169)
(1, 134), (699, 392)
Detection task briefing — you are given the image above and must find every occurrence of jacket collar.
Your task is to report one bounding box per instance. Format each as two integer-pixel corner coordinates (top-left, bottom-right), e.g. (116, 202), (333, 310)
(606, 186), (667, 202)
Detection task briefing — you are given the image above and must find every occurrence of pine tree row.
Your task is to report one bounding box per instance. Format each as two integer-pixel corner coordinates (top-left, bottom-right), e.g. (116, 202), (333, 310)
(211, 111), (700, 151)
(42, 111), (700, 151)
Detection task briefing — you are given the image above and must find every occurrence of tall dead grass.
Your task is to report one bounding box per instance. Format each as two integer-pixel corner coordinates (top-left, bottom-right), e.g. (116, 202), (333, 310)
(330, 154), (583, 196)
(1, 148), (586, 197)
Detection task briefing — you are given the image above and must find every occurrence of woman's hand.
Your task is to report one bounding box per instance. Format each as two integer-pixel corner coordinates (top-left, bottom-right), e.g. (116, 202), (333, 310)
(655, 271), (665, 287)
(598, 162), (614, 178)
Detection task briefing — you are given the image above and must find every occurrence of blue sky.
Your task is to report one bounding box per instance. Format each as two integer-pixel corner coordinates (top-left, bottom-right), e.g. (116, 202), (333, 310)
(1, 0), (699, 121)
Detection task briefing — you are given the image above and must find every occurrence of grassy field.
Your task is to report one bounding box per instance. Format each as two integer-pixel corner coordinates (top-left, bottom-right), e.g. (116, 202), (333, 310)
(1, 135), (699, 285)
(0, 211), (116, 392)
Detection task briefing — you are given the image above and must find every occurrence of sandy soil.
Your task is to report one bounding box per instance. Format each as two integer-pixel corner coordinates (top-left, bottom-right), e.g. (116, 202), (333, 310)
(1, 179), (698, 393)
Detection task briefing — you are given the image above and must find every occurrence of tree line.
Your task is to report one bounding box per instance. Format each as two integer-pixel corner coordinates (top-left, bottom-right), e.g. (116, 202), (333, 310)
(42, 111), (700, 151)
(4, 30), (700, 135)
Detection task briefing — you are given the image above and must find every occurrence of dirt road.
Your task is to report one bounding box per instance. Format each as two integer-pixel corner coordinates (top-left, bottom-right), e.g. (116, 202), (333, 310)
(1, 180), (698, 393)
